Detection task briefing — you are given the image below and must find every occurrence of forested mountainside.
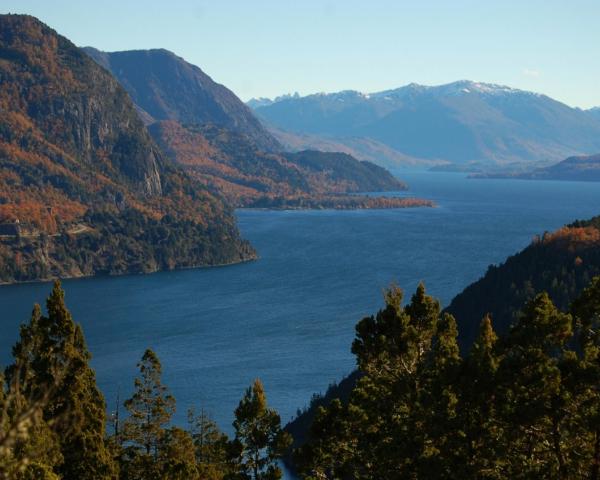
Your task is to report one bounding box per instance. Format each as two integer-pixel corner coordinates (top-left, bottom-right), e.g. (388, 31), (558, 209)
(85, 48), (425, 209)
(0, 15), (254, 284)
(474, 153), (600, 182)
(291, 279), (600, 479)
(83, 47), (281, 152)
(148, 121), (416, 208)
(446, 215), (600, 347)
(286, 214), (600, 467)
(251, 82), (600, 169)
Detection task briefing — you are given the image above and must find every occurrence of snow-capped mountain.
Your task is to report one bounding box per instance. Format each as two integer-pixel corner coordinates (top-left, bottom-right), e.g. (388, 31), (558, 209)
(249, 81), (600, 168)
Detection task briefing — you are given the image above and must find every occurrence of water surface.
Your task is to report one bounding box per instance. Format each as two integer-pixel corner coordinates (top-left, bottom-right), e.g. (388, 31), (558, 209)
(1, 172), (599, 438)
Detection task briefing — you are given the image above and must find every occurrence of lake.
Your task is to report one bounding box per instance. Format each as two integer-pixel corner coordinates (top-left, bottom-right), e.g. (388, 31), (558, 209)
(1, 172), (600, 446)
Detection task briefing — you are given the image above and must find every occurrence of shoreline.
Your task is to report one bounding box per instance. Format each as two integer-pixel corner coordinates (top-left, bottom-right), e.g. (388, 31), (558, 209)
(0, 255), (259, 287)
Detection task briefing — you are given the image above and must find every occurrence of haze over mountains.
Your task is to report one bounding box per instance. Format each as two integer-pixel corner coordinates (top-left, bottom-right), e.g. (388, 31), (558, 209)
(0, 14), (428, 283)
(83, 47), (281, 152)
(85, 46), (420, 208)
(250, 81), (600, 170)
(474, 153), (600, 182)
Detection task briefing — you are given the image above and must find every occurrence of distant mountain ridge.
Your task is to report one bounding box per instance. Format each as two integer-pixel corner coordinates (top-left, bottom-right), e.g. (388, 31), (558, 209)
(250, 81), (600, 169)
(85, 48), (425, 209)
(588, 107), (600, 121)
(473, 153), (600, 182)
(83, 47), (281, 152)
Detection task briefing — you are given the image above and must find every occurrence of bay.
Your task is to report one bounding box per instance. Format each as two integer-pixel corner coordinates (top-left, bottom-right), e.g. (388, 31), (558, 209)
(1, 172), (599, 442)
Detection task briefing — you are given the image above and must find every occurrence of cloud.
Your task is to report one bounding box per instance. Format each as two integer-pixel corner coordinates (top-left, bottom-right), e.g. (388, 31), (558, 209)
(523, 68), (541, 78)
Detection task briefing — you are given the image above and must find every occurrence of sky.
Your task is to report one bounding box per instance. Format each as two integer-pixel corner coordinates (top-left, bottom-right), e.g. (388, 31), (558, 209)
(2, 0), (599, 108)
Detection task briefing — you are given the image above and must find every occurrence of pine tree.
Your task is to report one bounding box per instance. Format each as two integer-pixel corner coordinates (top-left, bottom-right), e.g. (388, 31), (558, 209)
(232, 379), (291, 480)
(496, 293), (573, 478)
(187, 407), (229, 470)
(348, 283), (442, 478)
(7, 281), (115, 480)
(458, 315), (502, 479)
(418, 313), (462, 479)
(122, 349), (175, 458)
(159, 427), (200, 480)
(571, 276), (600, 478)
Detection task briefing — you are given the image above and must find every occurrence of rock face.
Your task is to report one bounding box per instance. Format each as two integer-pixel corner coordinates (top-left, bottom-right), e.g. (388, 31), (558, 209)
(83, 46), (416, 207)
(0, 14), (254, 283)
(84, 47), (281, 152)
(1, 17), (163, 196)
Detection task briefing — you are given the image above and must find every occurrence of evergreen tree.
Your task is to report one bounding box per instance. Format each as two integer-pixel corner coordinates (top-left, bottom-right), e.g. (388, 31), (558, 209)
(496, 293), (573, 478)
(348, 283), (442, 479)
(159, 427), (200, 480)
(418, 313), (461, 479)
(571, 277), (600, 478)
(121, 348), (175, 474)
(458, 315), (502, 479)
(232, 379), (292, 480)
(7, 281), (115, 480)
(187, 407), (230, 475)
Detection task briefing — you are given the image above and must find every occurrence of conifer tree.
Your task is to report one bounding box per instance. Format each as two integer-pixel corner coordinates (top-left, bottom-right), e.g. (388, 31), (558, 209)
(187, 407), (229, 471)
(496, 293), (573, 478)
(571, 277), (600, 478)
(232, 379), (291, 480)
(159, 427), (200, 480)
(458, 315), (502, 478)
(7, 281), (115, 480)
(123, 349), (175, 457)
(419, 313), (462, 479)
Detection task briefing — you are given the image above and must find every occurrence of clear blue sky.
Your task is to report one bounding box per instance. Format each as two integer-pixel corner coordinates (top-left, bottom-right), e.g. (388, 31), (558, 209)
(2, 0), (599, 108)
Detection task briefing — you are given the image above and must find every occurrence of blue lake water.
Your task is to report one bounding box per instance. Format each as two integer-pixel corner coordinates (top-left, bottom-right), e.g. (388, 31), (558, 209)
(1, 172), (600, 447)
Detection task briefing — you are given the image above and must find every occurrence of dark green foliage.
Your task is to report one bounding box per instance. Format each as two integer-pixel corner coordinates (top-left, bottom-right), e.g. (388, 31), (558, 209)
(2, 281), (115, 480)
(446, 216), (600, 349)
(231, 379), (292, 480)
(295, 278), (600, 479)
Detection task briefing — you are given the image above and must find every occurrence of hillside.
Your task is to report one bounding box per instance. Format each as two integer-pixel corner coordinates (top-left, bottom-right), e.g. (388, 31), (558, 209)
(0, 14), (254, 283)
(147, 120), (425, 210)
(83, 47), (281, 152)
(286, 215), (600, 458)
(446, 215), (600, 347)
(84, 48), (425, 209)
(473, 153), (600, 181)
(251, 82), (600, 169)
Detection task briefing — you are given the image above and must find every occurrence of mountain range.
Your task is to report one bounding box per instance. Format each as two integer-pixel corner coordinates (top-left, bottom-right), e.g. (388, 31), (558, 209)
(0, 15), (426, 283)
(250, 82), (600, 170)
(84, 47), (422, 209)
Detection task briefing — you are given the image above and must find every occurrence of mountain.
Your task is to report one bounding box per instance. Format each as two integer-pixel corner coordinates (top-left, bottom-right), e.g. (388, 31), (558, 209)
(148, 121), (427, 210)
(0, 14), (254, 283)
(446, 215), (600, 347)
(83, 47), (281, 152)
(285, 214), (600, 459)
(85, 49), (427, 209)
(250, 81), (600, 169)
(473, 153), (600, 181)
(588, 107), (600, 120)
